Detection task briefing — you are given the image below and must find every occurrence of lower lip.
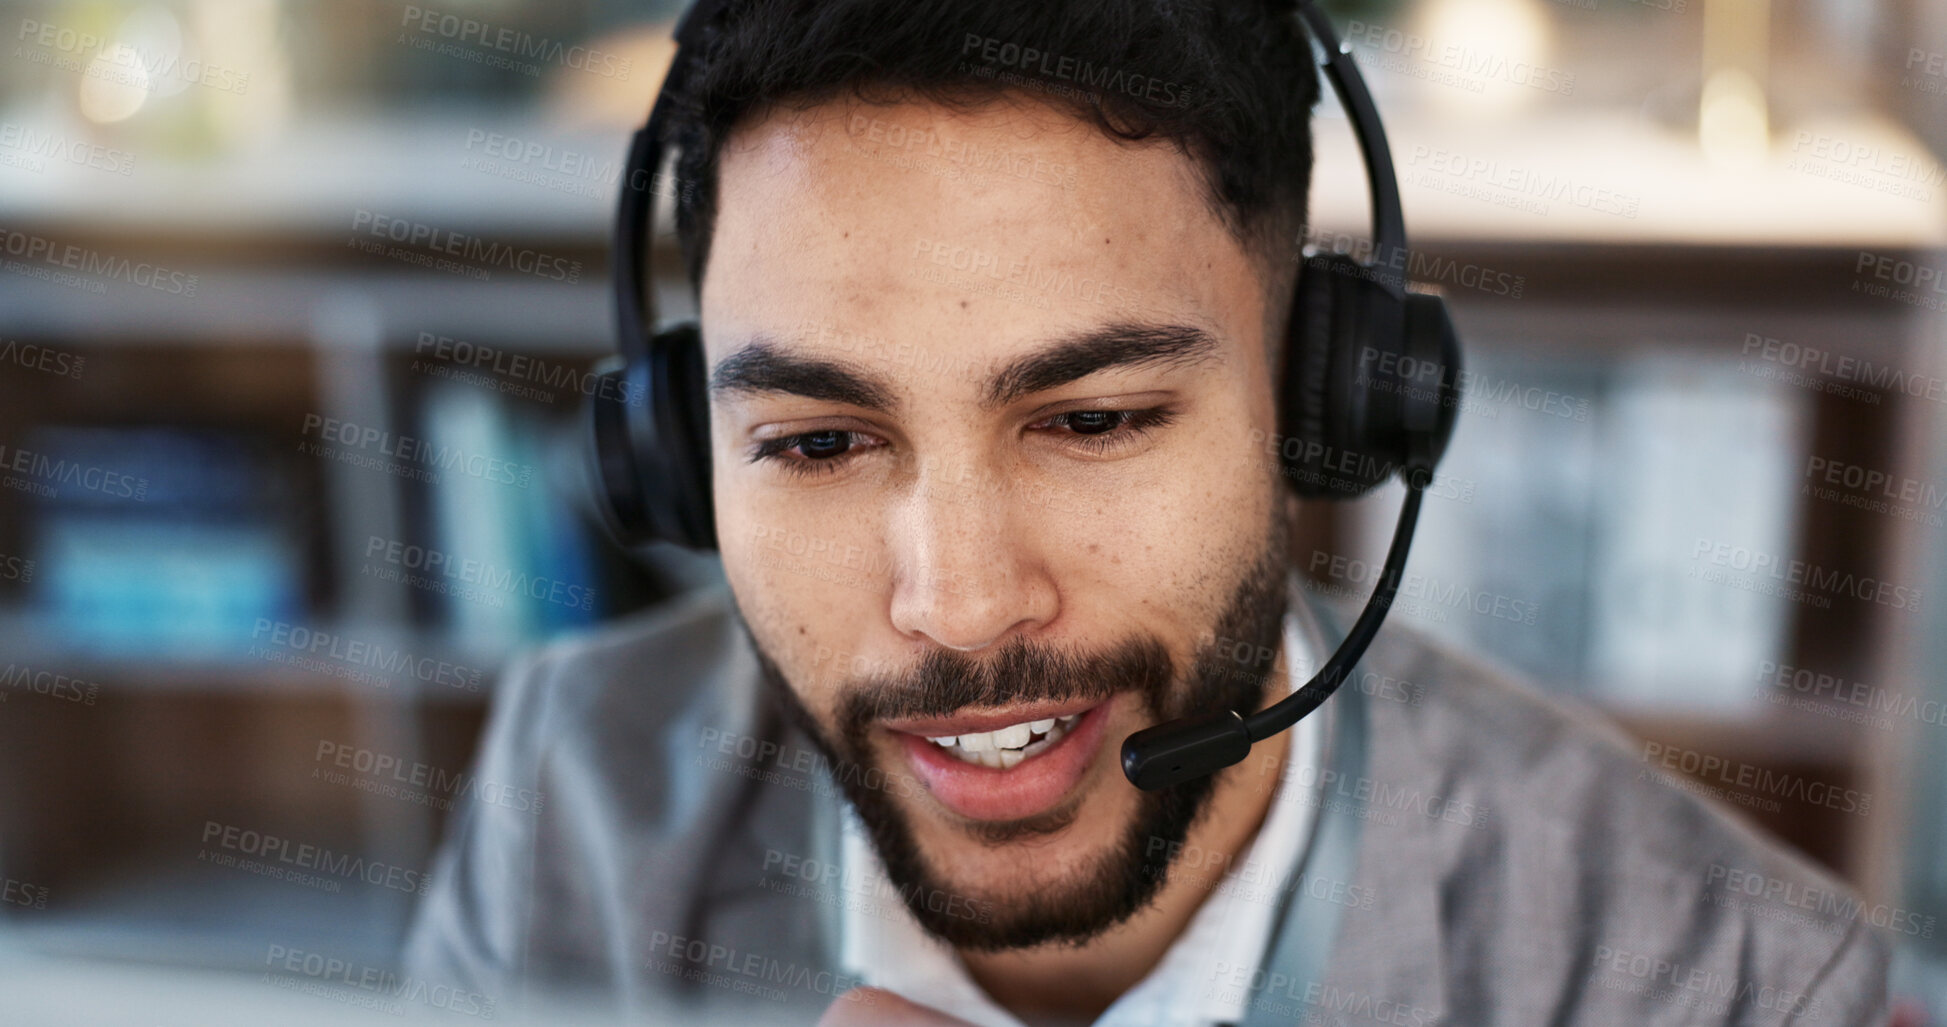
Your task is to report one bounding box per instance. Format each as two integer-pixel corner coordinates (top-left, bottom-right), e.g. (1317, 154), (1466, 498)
(894, 702), (1116, 823)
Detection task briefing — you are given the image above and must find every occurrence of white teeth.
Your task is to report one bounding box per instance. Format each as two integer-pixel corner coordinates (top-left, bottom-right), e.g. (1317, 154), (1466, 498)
(924, 711), (1087, 768)
(992, 723), (1032, 749)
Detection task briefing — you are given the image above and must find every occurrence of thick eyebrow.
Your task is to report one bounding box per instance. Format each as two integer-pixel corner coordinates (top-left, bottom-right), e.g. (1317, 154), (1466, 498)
(708, 339), (899, 412)
(707, 320), (1220, 413)
(981, 321), (1221, 408)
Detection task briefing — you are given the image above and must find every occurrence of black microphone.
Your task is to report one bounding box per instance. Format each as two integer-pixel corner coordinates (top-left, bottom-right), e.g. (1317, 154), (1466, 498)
(1120, 476), (1427, 791)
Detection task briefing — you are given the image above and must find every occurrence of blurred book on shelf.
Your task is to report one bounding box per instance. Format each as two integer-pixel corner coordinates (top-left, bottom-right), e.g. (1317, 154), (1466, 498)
(24, 425), (307, 659)
(417, 379), (603, 649)
(1362, 347), (1809, 711)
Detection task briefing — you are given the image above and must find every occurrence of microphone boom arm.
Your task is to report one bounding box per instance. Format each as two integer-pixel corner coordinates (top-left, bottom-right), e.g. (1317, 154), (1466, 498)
(1120, 476), (1427, 791)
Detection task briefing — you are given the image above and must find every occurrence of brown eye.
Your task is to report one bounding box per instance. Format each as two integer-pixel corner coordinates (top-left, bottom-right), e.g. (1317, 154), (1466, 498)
(1031, 408), (1178, 456)
(1065, 410), (1122, 435)
(748, 428), (881, 478)
(798, 430), (851, 459)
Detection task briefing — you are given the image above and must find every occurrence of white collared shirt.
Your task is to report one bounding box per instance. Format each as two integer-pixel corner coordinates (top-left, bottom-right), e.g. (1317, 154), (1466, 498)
(837, 591), (1327, 1027)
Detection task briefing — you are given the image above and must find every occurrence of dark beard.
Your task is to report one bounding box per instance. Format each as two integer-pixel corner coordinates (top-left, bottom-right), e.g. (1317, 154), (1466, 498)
(741, 512), (1292, 952)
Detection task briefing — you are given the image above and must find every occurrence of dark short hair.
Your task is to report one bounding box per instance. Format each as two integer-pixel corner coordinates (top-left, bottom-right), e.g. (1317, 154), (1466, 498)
(660, 0), (1320, 295)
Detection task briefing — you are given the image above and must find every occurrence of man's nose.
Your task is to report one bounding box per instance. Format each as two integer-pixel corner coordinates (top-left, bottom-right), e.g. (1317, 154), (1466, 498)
(885, 464), (1059, 652)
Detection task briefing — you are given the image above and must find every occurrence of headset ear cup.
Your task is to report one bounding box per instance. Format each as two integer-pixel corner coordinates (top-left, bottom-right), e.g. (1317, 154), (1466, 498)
(1401, 292), (1461, 477)
(1284, 254), (1402, 499)
(587, 356), (652, 544)
(645, 323), (718, 550)
(585, 323), (718, 551)
(1284, 255), (1340, 497)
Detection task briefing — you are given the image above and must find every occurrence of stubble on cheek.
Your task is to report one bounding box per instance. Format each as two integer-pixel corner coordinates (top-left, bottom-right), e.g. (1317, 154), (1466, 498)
(724, 542), (846, 699)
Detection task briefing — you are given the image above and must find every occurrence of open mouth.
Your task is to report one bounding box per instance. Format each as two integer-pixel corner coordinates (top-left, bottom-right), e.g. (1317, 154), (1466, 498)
(922, 714), (1083, 769)
(886, 700), (1119, 822)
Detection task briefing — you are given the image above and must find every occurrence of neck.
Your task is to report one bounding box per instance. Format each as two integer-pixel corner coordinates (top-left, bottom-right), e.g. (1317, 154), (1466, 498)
(957, 653), (1296, 1025)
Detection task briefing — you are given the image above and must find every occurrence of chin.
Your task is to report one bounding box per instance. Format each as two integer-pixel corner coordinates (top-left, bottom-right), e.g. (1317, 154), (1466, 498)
(911, 778), (1139, 883)
(853, 713), (1212, 952)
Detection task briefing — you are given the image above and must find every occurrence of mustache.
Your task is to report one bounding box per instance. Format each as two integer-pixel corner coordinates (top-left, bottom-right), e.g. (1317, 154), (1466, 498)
(836, 634), (1176, 732)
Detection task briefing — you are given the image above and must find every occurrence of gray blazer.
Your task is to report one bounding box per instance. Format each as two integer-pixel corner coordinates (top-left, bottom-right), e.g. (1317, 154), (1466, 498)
(402, 582), (1890, 1025)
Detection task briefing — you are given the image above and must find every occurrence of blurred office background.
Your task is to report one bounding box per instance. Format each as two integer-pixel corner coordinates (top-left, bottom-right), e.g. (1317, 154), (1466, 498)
(0, 0), (1945, 1020)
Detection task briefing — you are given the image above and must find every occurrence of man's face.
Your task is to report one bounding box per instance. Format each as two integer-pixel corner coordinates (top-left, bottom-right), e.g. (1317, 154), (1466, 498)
(700, 95), (1290, 949)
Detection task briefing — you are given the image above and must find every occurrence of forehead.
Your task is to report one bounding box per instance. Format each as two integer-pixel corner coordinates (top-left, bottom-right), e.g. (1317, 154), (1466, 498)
(699, 94), (1269, 382)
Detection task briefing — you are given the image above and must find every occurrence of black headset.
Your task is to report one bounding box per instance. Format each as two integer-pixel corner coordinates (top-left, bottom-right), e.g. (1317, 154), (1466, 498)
(587, 0), (1462, 791)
